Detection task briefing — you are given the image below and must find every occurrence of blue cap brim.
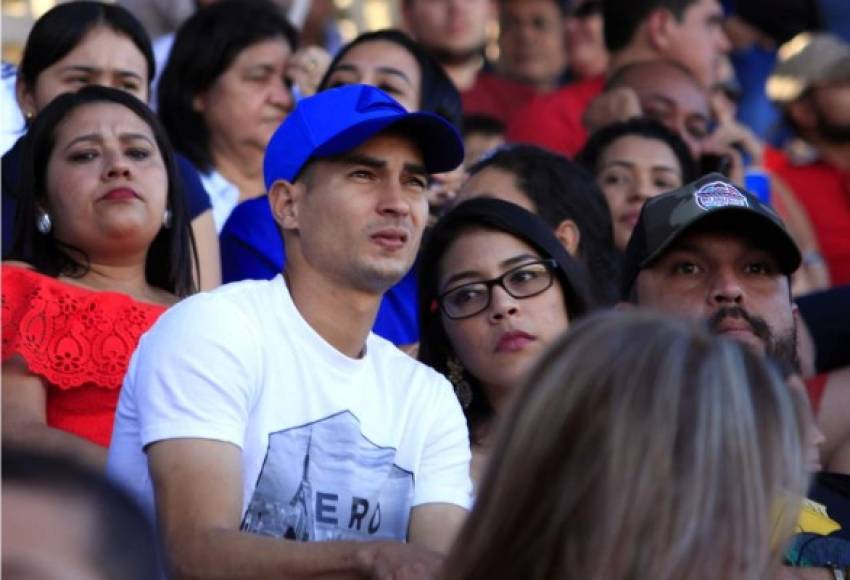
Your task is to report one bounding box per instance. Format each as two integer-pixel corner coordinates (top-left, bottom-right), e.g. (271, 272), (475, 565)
(313, 112), (464, 176)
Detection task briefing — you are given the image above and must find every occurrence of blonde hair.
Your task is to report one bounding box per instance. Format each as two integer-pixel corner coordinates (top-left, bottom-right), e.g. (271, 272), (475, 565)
(443, 311), (809, 580)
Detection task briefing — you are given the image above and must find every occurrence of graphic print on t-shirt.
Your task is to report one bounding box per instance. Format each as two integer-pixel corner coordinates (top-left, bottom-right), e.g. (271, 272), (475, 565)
(241, 411), (414, 541)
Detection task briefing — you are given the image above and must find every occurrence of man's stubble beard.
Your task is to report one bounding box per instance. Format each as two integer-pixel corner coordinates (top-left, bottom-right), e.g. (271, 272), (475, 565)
(707, 306), (800, 373)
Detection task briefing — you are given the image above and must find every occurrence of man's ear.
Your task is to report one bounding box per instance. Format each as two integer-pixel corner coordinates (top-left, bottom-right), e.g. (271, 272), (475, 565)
(554, 218), (581, 256)
(644, 8), (677, 53)
(268, 179), (303, 231)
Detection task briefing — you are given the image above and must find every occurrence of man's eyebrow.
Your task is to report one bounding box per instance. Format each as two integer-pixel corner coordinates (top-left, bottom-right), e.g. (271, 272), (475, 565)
(329, 153), (386, 168)
(404, 162), (428, 177)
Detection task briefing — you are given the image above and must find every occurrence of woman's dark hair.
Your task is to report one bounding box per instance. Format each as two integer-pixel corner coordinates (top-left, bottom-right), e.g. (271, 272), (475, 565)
(8, 85), (197, 297)
(317, 29), (463, 128)
(18, 1), (155, 95)
(467, 144), (620, 304)
(158, 0), (299, 172)
(418, 198), (592, 442)
(576, 117), (698, 184)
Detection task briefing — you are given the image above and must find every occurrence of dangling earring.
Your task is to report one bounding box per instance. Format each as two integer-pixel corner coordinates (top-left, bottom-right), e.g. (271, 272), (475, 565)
(446, 356), (473, 409)
(36, 211), (52, 234)
(162, 208), (172, 229)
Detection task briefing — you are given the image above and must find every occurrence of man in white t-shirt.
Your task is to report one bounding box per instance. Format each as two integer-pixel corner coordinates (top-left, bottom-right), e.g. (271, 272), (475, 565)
(107, 84), (471, 579)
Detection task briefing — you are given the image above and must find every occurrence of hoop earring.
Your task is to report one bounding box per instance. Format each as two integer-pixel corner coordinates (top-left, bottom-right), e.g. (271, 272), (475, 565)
(36, 211), (52, 234)
(446, 356), (473, 409)
(162, 209), (172, 229)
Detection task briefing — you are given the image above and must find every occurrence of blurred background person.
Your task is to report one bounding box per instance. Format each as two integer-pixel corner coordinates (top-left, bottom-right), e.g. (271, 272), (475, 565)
(458, 143), (620, 304)
(220, 29), (462, 349)
(3, 446), (163, 580)
(2, 87), (197, 469)
(564, 0), (609, 81)
(461, 114), (506, 168)
(418, 197), (591, 488)
(497, 0), (568, 92)
(442, 310), (810, 580)
(2, 1), (220, 290)
(765, 32), (850, 288)
(577, 118), (697, 252)
(158, 0), (298, 232)
(508, 0), (730, 158)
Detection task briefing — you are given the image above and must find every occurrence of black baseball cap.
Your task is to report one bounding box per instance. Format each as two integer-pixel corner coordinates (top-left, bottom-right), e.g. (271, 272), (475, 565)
(621, 173), (802, 297)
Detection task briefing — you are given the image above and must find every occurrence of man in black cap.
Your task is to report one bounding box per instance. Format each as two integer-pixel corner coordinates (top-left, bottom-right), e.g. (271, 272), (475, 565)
(623, 173), (850, 579)
(622, 172), (801, 368)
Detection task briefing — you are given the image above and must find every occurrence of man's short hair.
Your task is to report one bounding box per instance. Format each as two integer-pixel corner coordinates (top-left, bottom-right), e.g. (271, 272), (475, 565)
(602, 0), (700, 52)
(3, 447), (163, 580)
(498, 0), (569, 17)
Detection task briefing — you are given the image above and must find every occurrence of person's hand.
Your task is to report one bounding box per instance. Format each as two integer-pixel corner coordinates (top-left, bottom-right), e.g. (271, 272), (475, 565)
(287, 45), (332, 97)
(357, 541), (445, 580)
(582, 86), (643, 133)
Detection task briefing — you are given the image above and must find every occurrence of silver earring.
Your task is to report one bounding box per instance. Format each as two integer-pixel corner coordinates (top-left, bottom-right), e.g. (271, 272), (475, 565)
(446, 356), (473, 409)
(162, 209), (172, 229)
(36, 212), (52, 234)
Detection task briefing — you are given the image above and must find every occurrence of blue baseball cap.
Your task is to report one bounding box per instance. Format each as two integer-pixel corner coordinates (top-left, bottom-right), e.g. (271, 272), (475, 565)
(264, 84), (464, 189)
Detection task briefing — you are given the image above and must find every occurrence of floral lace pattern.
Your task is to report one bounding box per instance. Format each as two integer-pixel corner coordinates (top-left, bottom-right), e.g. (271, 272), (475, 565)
(2, 265), (166, 390)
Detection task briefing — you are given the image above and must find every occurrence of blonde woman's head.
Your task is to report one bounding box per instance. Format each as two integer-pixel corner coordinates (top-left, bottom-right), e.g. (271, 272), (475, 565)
(444, 310), (809, 580)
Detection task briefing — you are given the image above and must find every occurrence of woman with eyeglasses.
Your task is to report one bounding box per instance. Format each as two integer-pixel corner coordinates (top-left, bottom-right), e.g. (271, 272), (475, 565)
(418, 197), (591, 489)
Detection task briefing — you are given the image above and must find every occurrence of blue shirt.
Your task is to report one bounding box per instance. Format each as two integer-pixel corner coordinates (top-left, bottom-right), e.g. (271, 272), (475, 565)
(220, 196), (420, 346)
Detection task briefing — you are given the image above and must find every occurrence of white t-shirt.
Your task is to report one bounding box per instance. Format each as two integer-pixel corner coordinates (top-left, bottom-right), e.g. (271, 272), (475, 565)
(107, 276), (472, 542)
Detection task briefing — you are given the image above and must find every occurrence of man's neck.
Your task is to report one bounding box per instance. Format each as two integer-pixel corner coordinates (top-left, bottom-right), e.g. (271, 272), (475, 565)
(809, 137), (850, 172)
(283, 267), (382, 359)
(606, 46), (659, 79)
(438, 53), (485, 92)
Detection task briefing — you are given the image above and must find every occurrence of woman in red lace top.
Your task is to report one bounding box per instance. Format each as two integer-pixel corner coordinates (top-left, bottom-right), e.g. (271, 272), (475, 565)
(2, 86), (197, 469)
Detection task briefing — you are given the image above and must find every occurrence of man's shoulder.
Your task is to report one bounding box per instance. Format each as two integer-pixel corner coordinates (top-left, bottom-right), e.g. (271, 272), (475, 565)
(365, 335), (454, 395)
(148, 277), (284, 341)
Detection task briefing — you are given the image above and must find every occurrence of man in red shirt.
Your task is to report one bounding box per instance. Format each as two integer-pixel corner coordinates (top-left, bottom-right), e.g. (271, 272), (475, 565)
(765, 32), (850, 287)
(507, 0), (730, 157)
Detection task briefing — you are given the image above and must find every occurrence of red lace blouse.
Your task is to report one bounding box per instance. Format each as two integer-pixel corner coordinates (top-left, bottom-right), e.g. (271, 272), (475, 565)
(2, 265), (166, 447)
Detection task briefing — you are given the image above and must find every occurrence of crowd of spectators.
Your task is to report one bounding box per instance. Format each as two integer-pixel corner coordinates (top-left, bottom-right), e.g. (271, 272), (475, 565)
(2, 0), (849, 578)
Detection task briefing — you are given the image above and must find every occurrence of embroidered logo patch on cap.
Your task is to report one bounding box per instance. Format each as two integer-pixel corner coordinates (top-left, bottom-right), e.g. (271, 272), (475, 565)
(694, 181), (749, 211)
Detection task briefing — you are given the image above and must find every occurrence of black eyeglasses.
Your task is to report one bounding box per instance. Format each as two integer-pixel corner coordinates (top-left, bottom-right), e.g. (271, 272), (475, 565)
(434, 259), (559, 320)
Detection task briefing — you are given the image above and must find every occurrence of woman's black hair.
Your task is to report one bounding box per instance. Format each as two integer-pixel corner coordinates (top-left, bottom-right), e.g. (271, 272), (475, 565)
(8, 85), (198, 298)
(418, 197), (593, 442)
(18, 1), (155, 96)
(467, 144), (621, 304)
(317, 29), (463, 128)
(576, 117), (698, 185)
(158, 0), (299, 172)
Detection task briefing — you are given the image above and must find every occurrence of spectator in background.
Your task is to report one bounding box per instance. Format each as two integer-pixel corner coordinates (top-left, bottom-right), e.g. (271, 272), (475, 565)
(577, 118), (697, 252)
(2, 1), (220, 289)
(458, 144), (620, 304)
(564, 0), (609, 80)
(2, 87), (197, 469)
(723, 0), (822, 143)
(3, 447), (163, 580)
(158, 0), (298, 232)
(461, 114), (506, 168)
(442, 310), (810, 580)
(220, 29), (462, 349)
(497, 0), (568, 92)
(508, 0), (730, 157)
(765, 32), (850, 287)
(403, 0), (539, 126)
(418, 198), (591, 488)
